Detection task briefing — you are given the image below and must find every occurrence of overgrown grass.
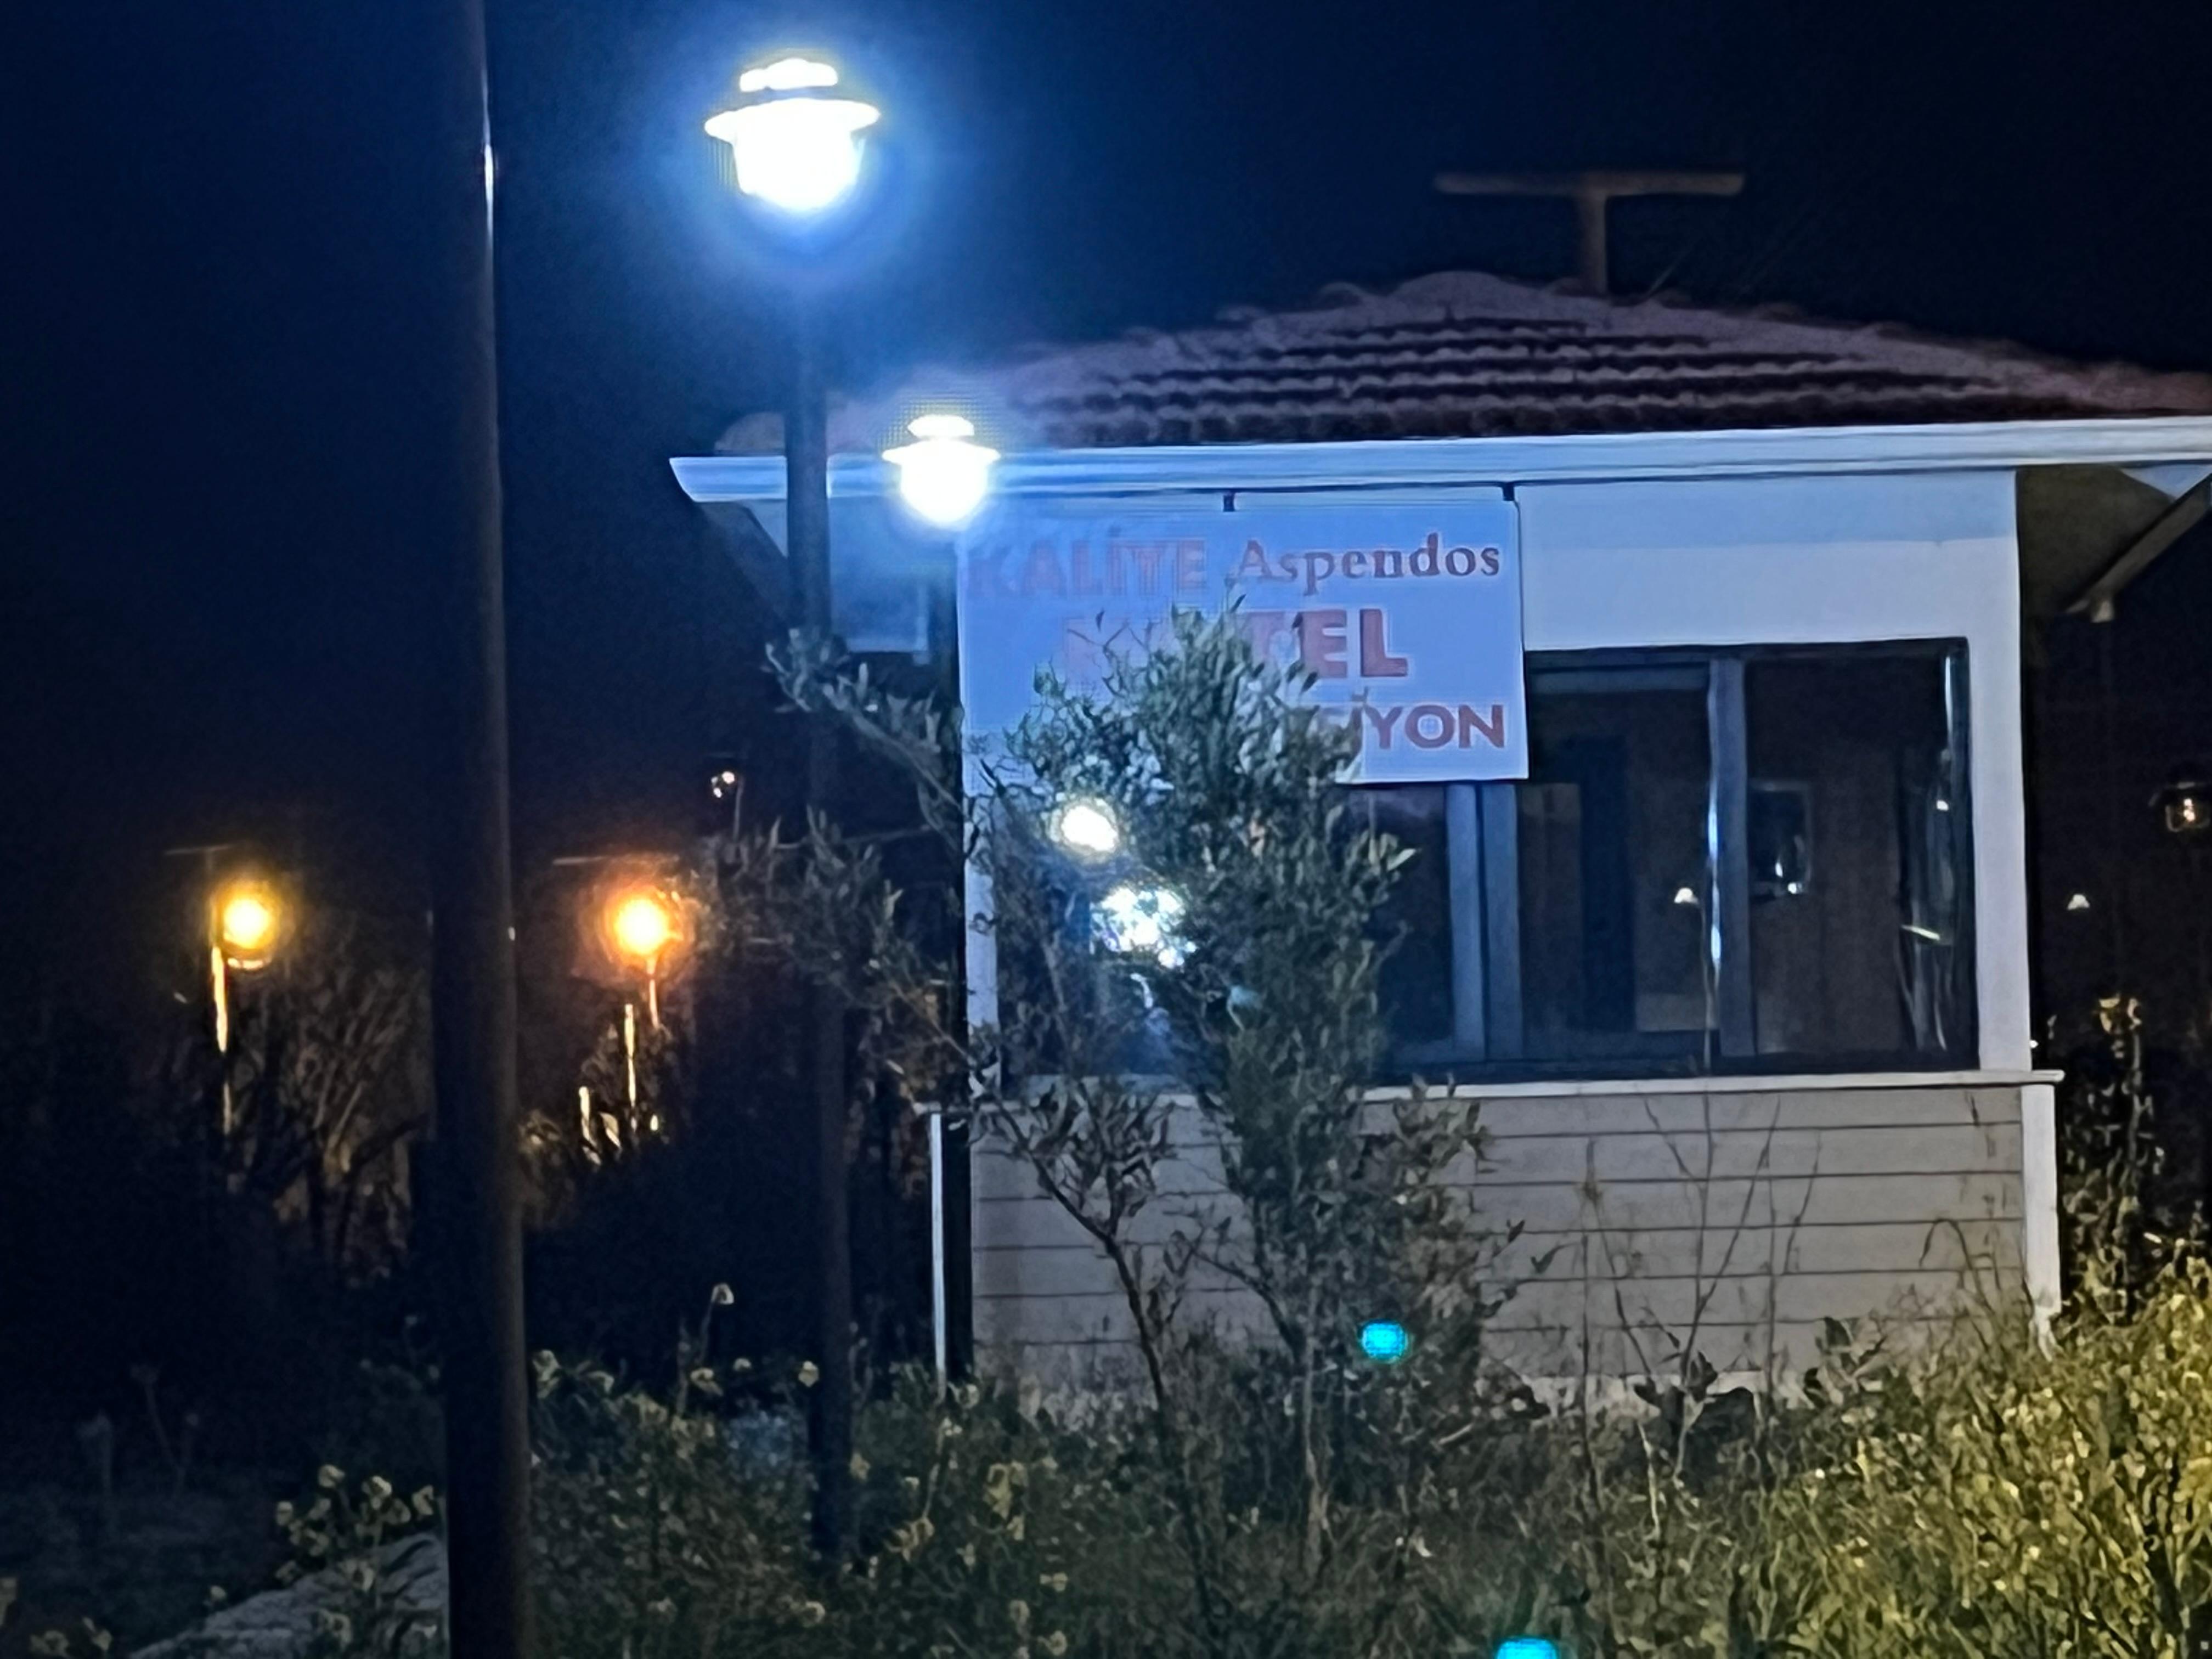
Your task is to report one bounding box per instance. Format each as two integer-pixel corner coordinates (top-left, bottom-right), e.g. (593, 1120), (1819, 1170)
(20, 1258), (2212, 1659)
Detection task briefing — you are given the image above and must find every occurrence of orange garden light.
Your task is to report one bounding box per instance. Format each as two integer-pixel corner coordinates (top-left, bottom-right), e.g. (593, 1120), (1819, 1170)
(215, 878), (284, 969)
(592, 883), (685, 1142)
(202, 872), (285, 1138)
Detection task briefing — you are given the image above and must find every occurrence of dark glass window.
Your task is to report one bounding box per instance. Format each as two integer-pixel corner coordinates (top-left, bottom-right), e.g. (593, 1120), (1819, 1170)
(1518, 669), (1712, 1063)
(1361, 786), (1455, 1049)
(1364, 642), (1976, 1078)
(1745, 655), (1971, 1062)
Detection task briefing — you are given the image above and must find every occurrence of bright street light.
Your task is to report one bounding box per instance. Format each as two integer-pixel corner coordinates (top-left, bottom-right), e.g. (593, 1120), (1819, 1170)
(216, 879), (282, 970)
(606, 889), (678, 968)
(884, 413), (999, 527)
(1047, 796), (1122, 861)
(704, 54), (879, 216)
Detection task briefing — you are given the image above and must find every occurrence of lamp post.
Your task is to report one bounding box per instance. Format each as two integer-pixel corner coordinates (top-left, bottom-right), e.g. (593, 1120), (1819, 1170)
(603, 885), (680, 1140)
(883, 418), (999, 1382)
(2156, 765), (2212, 1045)
(420, 0), (527, 1646)
(704, 50), (880, 1559)
(210, 873), (283, 1139)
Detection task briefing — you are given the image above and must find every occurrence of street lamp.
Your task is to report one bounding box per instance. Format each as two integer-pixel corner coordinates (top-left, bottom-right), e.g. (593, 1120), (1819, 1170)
(1095, 881), (1187, 964)
(1048, 796), (1124, 861)
(216, 878), (283, 970)
(705, 55), (879, 216)
(885, 414), (999, 528)
(2155, 766), (2212, 839)
(600, 885), (680, 1140)
(608, 888), (678, 970)
(704, 48), (881, 1558)
(204, 872), (285, 1137)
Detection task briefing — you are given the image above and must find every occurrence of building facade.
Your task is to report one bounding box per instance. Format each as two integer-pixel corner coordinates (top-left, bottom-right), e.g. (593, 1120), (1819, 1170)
(676, 272), (2212, 1381)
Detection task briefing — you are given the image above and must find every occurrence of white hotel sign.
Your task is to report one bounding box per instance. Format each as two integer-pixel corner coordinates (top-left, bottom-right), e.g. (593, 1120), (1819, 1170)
(956, 501), (1527, 783)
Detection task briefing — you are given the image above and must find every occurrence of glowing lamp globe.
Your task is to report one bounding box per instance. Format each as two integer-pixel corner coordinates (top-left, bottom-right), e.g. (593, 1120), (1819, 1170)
(884, 414), (999, 528)
(216, 881), (282, 969)
(1494, 1640), (1561, 1659)
(704, 55), (879, 216)
(609, 891), (677, 966)
(1048, 797), (1123, 861)
(1357, 1320), (1411, 1365)
(1094, 882), (1186, 963)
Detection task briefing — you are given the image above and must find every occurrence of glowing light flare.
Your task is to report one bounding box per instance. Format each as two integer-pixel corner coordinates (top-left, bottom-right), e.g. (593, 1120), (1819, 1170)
(1494, 1640), (1562, 1659)
(884, 413), (998, 527)
(705, 57), (879, 216)
(1358, 1320), (1411, 1364)
(1048, 797), (1122, 861)
(1094, 882), (1185, 964)
(216, 882), (282, 968)
(608, 890), (678, 965)
(738, 55), (840, 93)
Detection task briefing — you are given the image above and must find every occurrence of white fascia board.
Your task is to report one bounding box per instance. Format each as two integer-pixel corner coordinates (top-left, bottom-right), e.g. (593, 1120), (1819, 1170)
(672, 415), (2212, 506)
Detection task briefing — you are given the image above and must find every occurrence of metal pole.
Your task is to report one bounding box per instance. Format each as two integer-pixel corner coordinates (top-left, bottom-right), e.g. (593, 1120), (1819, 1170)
(787, 297), (855, 1559)
(425, 0), (531, 1649)
(928, 1109), (948, 1379)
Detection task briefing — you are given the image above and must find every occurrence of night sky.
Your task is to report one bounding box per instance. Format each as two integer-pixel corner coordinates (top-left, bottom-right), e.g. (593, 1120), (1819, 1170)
(14, 0), (2212, 1018)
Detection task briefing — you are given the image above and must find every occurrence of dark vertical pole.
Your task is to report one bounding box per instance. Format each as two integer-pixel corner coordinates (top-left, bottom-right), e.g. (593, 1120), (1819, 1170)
(424, 0), (531, 1650)
(786, 299), (854, 1558)
(2097, 621), (2129, 991)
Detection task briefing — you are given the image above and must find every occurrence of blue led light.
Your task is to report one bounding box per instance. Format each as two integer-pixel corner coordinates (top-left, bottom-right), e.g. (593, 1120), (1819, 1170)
(1494, 1639), (1561, 1659)
(1357, 1320), (1410, 1364)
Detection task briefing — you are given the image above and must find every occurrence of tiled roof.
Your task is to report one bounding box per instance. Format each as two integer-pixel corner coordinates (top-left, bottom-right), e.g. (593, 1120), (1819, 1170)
(720, 270), (2212, 454)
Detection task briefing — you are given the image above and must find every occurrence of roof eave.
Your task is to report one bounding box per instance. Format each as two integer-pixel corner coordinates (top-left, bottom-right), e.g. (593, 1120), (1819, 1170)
(671, 415), (2212, 506)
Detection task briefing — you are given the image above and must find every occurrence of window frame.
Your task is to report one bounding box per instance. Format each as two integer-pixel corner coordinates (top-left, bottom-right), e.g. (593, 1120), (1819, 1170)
(1383, 638), (1978, 1080)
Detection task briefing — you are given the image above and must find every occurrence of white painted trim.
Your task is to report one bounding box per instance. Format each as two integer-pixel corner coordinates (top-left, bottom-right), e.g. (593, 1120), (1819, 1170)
(1002, 1069), (2061, 1107)
(1376, 1069), (2062, 1101)
(672, 415), (2212, 505)
(2019, 1081), (2062, 1349)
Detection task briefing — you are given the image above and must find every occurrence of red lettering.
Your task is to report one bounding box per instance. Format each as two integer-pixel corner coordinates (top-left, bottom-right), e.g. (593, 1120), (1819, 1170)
(1020, 543), (1065, 597)
(1232, 539), (1279, 584)
(1344, 550), (1369, 579)
(1298, 608), (1349, 679)
(1409, 533), (1442, 578)
(1301, 550), (1336, 596)
(1458, 703), (1507, 748)
(1445, 545), (1477, 577)
(1242, 609), (1293, 661)
(966, 548), (1011, 597)
(1176, 538), (1207, 593)
(1480, 546), (1502, 575)
(1070, 540), (1103, 596)
(1362, 702), (1403, 747)
(1358, 608), (1409, 678)
(1407, 704), (1453, 748)
(1118, 541), (1169, 593)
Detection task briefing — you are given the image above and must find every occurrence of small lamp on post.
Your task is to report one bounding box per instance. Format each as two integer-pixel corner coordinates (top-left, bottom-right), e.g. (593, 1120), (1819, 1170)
(210, 874), (285, 1138)
(600, 885), (681, 1142)
(885, 413), (999, 529)
(2154, 766), (2212, 840)
(2156, 764), (2212, 1047)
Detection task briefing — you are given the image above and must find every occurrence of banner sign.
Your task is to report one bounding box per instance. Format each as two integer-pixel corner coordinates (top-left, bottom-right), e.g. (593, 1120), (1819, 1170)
(956, 501), (1526, 783)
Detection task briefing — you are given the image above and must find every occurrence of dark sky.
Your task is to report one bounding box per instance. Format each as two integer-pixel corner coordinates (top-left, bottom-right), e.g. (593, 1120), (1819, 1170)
(13, 0), (2212, 1014)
